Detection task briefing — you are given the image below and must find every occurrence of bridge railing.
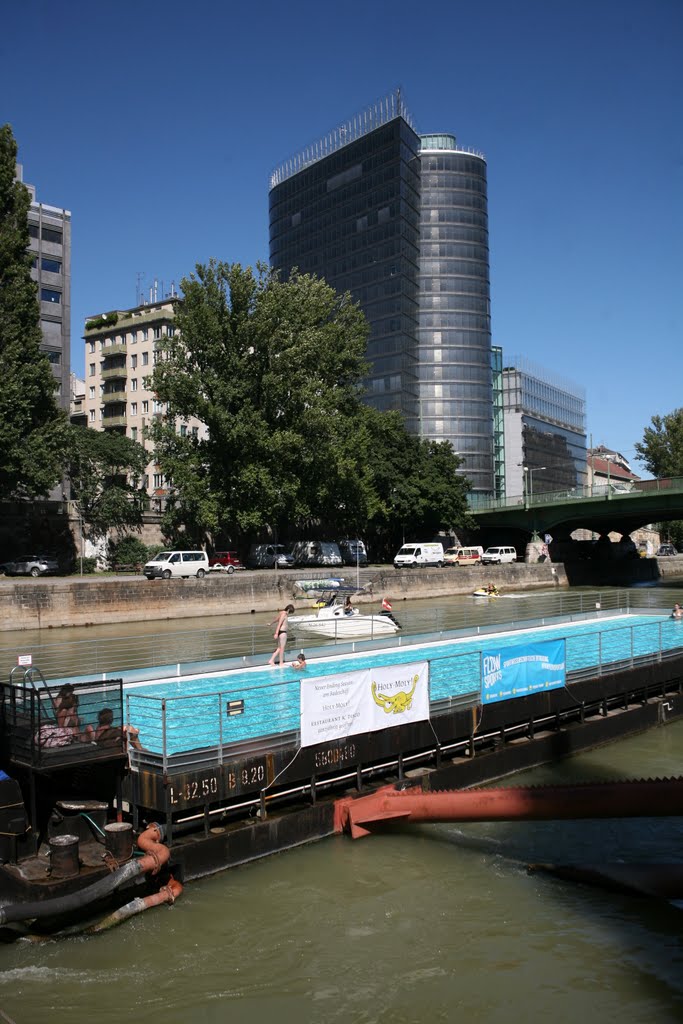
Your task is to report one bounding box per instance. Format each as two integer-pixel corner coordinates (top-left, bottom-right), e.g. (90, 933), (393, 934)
(469, 476), (683, 513)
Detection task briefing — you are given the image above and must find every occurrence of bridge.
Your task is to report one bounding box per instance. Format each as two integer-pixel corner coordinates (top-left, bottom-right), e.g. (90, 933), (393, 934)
(469, 476), (683, 541)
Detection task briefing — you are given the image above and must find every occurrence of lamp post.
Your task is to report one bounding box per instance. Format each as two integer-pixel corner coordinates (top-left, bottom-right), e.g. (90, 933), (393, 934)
(522, 466), (546, 510)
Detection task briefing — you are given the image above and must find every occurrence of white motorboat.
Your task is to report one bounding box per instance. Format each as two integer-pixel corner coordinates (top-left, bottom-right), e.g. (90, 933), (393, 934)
(289, 601), (401, 639)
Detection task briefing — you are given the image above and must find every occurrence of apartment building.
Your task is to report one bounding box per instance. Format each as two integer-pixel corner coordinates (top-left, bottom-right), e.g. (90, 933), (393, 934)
(81, 298), (205, 500)
(17, 164), (71, 410)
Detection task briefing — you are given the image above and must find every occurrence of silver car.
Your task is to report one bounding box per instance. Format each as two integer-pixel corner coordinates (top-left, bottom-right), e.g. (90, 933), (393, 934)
(0, 554), (60, 577)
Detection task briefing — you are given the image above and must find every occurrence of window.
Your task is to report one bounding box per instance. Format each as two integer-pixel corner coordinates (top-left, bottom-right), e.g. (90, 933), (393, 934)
(180, 424), (187, 437)
(89, 363), (95, 377)
(191, 426), (198, 438)
(131, 427), (138, 441)
(88, 341), (95, 353)
(41, 227), (63, 244)
(28, 224), (39, 239)
(89, 409), (95, 422)
(153, 400), (164, 414)
(142, 328), (148, 340)
(153, 327), (161, 340)
(131, 402), (138, 416)
(153, 473), (164, 488)
(142, 401), (149, 414)
(41, 288), (61, 303)
(131, 378), (138, 392)
(130, 330), (138, 343)
(41, 257), (61, 273)
(142, 351), (149, 366)
(131, 354), (137, 368)
(167, 325), (176, 337)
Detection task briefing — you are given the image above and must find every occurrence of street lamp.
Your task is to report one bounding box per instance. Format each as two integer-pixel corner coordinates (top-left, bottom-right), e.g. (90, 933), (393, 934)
(522, 466), (546, 508)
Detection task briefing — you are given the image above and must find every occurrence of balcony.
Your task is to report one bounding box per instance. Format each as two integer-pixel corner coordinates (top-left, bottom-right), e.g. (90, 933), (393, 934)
(102, 391), (127, 406)
(102, 415), (128, 430)
(101, 344), (127, 359)
(101, 365), (128, 382)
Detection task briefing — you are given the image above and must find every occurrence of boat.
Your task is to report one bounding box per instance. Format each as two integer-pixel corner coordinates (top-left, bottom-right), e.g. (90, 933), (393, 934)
(294, 577), (346, 593)
(290, 594), (401, 638)
(473, 586), (499, 598)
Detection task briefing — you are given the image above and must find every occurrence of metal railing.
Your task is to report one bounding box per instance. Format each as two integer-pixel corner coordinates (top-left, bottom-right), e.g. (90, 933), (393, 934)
(3, 588), (679, 686)
(469, 476), (683, 512)
(125, 612), (683, 772)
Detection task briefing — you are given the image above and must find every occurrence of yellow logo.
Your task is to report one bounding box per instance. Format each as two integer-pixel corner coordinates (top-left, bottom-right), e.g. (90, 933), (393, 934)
(371, 674), (418, 715)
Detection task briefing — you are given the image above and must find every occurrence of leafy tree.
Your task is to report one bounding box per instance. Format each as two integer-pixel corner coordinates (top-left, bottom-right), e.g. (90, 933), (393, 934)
(148, 261), (371, 543)
(635, 409), (683, 549)
(0, 124), (66, 496)
(635, 408), (683, 478)
(65, 426), (149, 542)
(107, 535), (149, 568)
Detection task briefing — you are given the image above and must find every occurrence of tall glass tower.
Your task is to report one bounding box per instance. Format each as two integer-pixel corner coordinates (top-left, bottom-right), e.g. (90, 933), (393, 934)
(269, 92), (493, 493)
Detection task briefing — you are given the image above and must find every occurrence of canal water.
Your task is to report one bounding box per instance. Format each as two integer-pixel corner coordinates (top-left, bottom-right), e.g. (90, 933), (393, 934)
(1, 587), (682, 1023)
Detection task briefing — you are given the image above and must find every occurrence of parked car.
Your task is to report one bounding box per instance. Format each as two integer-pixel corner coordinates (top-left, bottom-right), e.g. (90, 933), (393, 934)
(208, 551), (244, 573)
(247, 544), (295, 570)
(657, 544), (678, 557)
(444, 546), (483, 567)
(290, 541), (343, 567)
(481, 546), (517, 565)
(338, 539), (368, 566)
(393, 543), (444, 569)
(0, 554), (59, 577)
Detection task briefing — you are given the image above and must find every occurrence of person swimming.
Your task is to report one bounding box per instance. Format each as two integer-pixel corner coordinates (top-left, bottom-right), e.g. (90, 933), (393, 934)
(291, 651), (307, 670)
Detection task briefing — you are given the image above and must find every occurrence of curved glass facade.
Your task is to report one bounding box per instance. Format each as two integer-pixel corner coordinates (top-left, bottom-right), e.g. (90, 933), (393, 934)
(417, 143), (493, 493)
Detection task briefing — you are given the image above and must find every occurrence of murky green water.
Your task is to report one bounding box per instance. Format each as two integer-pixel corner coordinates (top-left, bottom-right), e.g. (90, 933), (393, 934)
(1, 587), (682, 1023)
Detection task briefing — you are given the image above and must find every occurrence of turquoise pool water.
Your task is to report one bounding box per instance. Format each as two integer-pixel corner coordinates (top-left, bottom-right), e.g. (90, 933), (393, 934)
(125, 614), (683, 756)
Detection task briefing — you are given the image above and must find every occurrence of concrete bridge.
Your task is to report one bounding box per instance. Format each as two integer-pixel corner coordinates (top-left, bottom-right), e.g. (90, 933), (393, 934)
(470, 476), (683, 542)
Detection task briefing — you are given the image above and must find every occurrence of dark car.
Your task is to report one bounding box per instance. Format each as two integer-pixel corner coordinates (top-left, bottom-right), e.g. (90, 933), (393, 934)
(208, 551), (244, 574)
(247, 544), (295, 569)
(0, 554), (60, 577)
(657, 544), (678, 557)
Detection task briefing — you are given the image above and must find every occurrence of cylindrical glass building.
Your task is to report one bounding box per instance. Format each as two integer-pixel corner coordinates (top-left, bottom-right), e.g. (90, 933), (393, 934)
(417, 135), (493, 493)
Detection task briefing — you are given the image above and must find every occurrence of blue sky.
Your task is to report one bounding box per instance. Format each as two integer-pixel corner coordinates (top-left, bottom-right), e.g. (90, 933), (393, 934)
(2, 0), (681, 470)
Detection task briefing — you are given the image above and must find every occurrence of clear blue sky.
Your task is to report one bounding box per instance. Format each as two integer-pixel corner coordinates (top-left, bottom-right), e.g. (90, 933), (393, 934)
(2, 0), (681, 470)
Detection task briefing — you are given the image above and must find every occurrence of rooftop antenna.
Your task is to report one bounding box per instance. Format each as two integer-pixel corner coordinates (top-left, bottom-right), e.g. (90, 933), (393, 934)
(135, 271), (144, 306)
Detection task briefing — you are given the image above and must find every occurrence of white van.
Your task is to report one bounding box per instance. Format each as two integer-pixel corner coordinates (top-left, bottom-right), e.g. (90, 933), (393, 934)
(481, 546), (517, 565)
(393, 542), (444, 569)
(444, 546), (484, 567)
(290, 541), (343, 567)
(143, 550), (209, 579)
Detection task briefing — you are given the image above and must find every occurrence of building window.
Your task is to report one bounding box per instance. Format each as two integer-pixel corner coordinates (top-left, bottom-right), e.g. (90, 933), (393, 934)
(46, 350), (61, 364)
(153, 400), (164, 414)
(130, 330), (138, 343)
(142, 328), (149, 341)
(153, 473), (164, 488)
(153, 327), (161, 340)
(180, 424), (187, 437)
(191, 426), (198, 438)
(131, 378), (138, 392)
(131, 354), (138, 368)
(88, 341), (95, 353)
(89, 409), (95, 422)
(131, 427), (138, 441)
(89, 363), (95, 377)
(142, 401), (149, 414)
(28, 224), (39, 239)
(41, 227), (63, 244)
(142, 351), (149, 366)
(167, 325), (176, 337)
(41, 288), (61, 304)
(131, 402), (137, 416)
(41, 257), (62, 273)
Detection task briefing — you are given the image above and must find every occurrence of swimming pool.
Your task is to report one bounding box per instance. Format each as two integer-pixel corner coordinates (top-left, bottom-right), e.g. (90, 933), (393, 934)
(125, 614), (683, 756)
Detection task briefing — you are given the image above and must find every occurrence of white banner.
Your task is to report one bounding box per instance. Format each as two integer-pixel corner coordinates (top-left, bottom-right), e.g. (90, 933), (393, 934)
(300, 660), (429, 747)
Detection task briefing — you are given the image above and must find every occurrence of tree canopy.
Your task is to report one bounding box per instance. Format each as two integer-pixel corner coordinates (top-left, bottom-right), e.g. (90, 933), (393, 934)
(0, 124), (66, 498)
(635, 408), (683, 478)
(65, 426), (149, 541)
(149, 260), (473, 548)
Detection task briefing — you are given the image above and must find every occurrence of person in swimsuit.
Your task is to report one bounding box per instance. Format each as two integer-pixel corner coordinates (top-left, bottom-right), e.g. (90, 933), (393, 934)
(672, 603), (683, 620)
(290, 651), (307, 671)
(268, 604), (295, 666)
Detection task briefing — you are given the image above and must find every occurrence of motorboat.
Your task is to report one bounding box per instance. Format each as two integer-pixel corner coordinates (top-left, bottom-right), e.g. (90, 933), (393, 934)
(472, 587), (499, 598)
(289, 597), (401, 638)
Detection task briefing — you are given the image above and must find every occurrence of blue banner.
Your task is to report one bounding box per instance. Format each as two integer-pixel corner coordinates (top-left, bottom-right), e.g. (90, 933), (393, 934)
(481, 639), (566, 704)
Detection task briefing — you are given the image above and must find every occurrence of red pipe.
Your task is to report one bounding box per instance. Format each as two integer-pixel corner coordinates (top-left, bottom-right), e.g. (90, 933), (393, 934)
(335, 777), (683, 839)
(136, 822), (170, 874)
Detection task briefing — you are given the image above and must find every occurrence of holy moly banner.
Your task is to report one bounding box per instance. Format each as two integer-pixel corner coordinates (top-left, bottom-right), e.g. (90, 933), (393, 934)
(300, 661), (430, 747)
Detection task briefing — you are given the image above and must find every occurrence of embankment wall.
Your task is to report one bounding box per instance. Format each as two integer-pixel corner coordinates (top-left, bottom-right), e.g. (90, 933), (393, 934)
(0, 563), (566, 632)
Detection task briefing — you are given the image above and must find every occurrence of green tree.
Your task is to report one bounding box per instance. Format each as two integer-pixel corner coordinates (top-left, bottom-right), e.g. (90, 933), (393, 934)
(65, 426), (149, 543)
(0, 124), (66, 497)
(635, 408), (683, 478)
(148, 261), (372, 543)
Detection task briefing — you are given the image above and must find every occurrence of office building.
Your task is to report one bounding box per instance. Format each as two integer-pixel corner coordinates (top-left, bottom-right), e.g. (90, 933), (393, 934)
(502, 357), (587, 499)
(17, 165), (71, 410)
(269, 90), (494, 493)
(81, 298), (206, 501)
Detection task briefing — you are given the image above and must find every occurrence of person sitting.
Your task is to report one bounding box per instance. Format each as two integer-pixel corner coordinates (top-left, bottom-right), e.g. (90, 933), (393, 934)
(290, 651), (307, 671)
(344, 596), (354, 615)
(671, 603), (683, 620)
(123, 725), (143, 750)
(486, 582), (498, 595)
(57, 692), (93, 742)
(94, 707), (124, 746)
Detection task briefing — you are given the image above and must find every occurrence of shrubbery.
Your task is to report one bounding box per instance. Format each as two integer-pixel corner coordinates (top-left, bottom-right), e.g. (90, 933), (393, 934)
(108, 536), (150, 568)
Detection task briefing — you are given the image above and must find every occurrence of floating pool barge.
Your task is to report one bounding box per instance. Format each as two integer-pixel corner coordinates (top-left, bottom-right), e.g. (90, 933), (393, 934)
(1, 605), (683, 933)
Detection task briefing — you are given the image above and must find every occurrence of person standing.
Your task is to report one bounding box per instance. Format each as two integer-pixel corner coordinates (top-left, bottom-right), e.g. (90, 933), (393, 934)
(268, 604), (295, 666)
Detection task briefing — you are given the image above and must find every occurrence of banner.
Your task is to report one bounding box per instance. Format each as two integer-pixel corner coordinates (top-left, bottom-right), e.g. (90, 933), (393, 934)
(481, 639), (566, 704)
(301, 661), (429, 747)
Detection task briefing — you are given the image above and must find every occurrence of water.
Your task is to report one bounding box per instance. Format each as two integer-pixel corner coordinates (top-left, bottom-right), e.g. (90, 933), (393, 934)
(1, 722), (682, 1023)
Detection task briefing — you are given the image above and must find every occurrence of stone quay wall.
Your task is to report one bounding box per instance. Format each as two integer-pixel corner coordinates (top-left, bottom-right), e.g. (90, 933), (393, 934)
(0, 563), (566, 633)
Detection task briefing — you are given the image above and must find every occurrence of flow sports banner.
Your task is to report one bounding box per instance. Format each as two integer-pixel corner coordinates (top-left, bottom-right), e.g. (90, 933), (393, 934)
(300, 661), (429, 746)
(481, 639), (566, 704)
